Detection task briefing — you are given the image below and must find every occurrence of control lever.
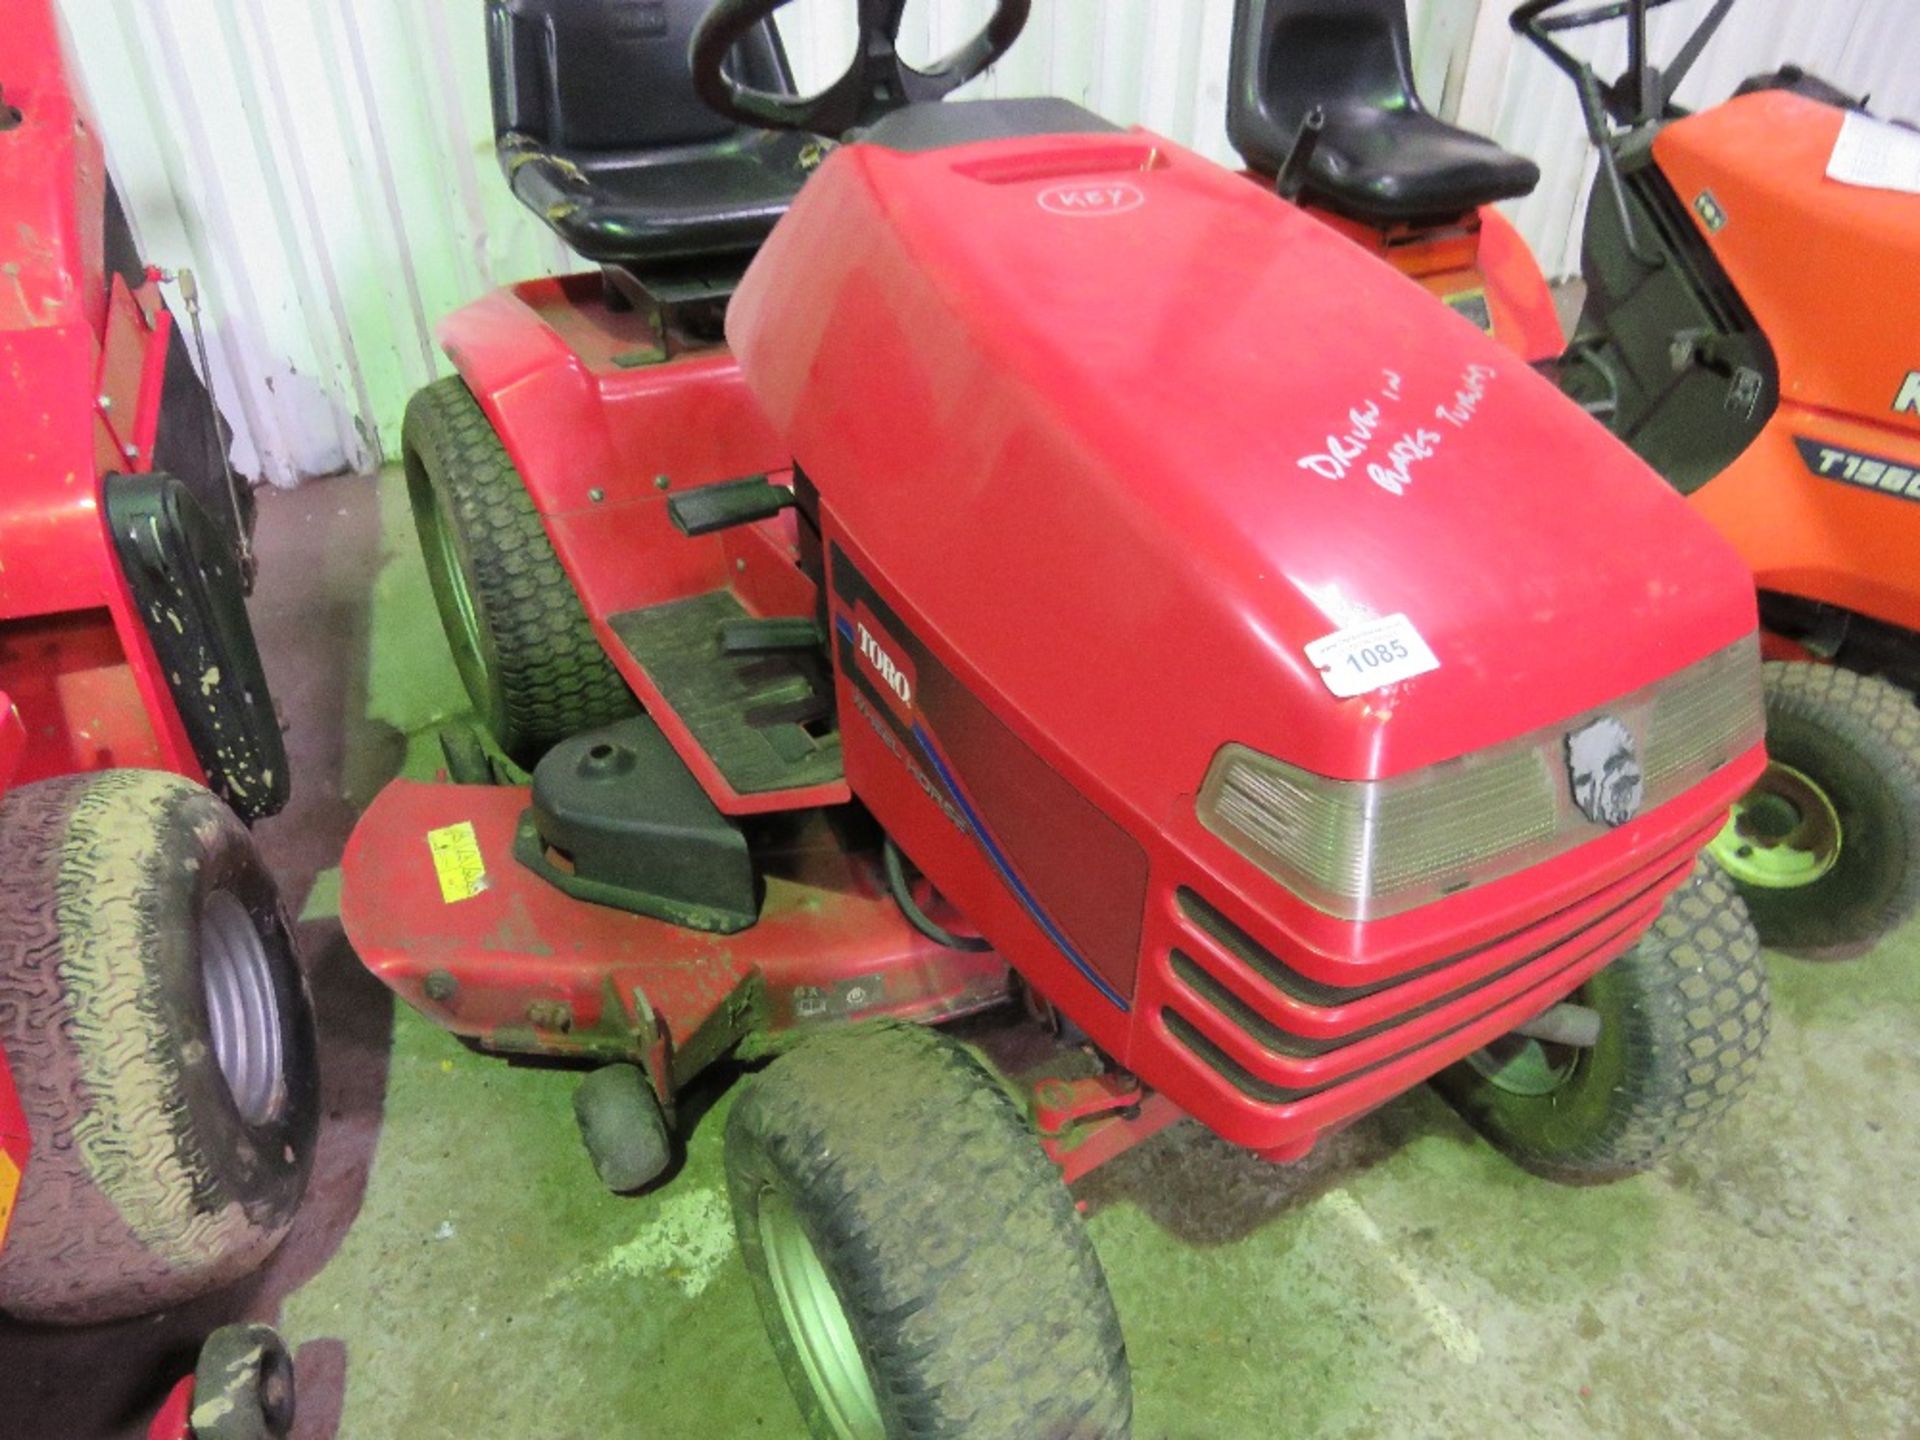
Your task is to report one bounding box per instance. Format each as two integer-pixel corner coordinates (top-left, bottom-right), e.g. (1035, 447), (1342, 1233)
(667, 476), (795, 536)
(1274, 106), (1326, 203)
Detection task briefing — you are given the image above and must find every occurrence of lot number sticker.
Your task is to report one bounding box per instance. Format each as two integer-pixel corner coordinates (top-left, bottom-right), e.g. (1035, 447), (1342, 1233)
(427, 821), (489, 903)
(1305, 614), (1439, 698)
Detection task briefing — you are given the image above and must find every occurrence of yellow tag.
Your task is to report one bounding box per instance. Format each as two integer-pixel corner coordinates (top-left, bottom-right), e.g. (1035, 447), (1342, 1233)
(0, 1149), (20, 1248)
(427, 821), (489, 903)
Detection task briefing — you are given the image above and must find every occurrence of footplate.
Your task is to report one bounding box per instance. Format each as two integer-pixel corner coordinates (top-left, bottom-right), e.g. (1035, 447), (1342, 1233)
(607, 590), (843, 797)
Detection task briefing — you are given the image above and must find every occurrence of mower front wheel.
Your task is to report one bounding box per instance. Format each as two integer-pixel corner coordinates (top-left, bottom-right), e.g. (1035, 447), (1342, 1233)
(189, 1323), (297, 1440)
(403, 376), (636, 765)
(725, 1022), (1130, 1440)
(1434, 857), (1769, 1182)
(574, 1062), (672, 1194)
(1707, 662), (1920, 949)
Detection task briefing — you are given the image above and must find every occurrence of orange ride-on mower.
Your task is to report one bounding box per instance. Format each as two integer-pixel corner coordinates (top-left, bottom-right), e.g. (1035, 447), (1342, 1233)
(0, 0), (318, 1330)
(1230, 0), (1920, 949)
(344, 0), (1773, 1432)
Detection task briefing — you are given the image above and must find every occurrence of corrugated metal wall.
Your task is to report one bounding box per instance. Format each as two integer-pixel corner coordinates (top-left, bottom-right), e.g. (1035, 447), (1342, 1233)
(62, 0), (582, 484)
(56, 0), (1910, 484)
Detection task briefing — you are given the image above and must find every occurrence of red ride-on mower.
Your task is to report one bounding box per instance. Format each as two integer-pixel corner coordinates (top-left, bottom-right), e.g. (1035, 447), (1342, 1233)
(0, 0), (318, 1331)
(1229, 0), (1920, 949)
(345, 0), (1772, 1431)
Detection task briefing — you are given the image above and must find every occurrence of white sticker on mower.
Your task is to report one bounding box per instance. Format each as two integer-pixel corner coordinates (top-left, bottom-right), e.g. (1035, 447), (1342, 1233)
(1827, 111), (1920, 195)
(1305, 614), (1439, 698)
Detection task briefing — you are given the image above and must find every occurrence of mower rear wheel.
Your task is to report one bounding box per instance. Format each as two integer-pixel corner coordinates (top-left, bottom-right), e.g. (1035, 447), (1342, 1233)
(1706, 662), (1920, 949)
(403, 376), (636, 765)
(0, 772), (318, 1323)
(725, 1022), (1130, 1440)
(1434, 857), (1769, 1182)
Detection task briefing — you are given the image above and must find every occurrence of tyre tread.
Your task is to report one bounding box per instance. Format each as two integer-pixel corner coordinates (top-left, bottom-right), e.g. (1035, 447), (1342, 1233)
(728, 1023), (1130, 1439)
(0, 773), (298, 1322)
(1441, 859), (1770, 1182)
(403, 377), (635, 761)
(1746, 660), (1920, 945)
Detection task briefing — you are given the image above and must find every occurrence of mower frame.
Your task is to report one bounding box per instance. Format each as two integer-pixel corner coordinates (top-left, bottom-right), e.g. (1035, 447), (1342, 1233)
(0, 0), (285, 817)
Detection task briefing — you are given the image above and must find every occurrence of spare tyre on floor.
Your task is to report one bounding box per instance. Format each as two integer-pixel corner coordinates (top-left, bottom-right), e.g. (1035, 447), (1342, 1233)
(0, 770), (319, 1324)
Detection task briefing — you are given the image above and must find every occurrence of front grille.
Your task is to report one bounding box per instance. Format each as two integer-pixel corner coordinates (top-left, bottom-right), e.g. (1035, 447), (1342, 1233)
(1169, 952), (1326, 1058)
(1176, 888), (1394, 1006)
(1163, 857), (1680, 1106)
(1177, 885), (1501, 1009)
(1163, 1009), (1307, 1104)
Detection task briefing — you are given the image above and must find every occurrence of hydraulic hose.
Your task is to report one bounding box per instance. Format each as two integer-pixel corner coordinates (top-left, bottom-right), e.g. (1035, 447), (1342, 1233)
(883, 836), (993, 952)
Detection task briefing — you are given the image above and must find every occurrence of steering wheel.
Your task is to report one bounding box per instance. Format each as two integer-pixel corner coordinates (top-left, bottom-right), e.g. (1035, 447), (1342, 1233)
(690, 0), (1031, 137)
(1511, 0), (1731, 124)
(1511, 0), (1696, 85)
(1511, 0), (1688, 38)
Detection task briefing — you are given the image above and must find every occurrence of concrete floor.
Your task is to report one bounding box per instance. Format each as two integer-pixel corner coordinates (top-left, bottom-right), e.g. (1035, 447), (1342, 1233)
(3, 467), (1918, 1438)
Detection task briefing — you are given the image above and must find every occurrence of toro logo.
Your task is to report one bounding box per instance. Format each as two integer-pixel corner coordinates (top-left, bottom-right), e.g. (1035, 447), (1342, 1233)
(1037, 181), (1145, 217)
(851, 606), (917, 724)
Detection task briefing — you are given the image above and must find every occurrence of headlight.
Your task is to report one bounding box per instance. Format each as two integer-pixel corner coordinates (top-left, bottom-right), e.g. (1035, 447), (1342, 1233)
(1197, 634), (1763, 920)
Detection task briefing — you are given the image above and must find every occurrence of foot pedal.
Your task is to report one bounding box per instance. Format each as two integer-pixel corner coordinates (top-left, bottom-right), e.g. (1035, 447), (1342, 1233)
(745, 693), (835, 733)
(667, 476), (794, 536)
(718, 616), (823, 656)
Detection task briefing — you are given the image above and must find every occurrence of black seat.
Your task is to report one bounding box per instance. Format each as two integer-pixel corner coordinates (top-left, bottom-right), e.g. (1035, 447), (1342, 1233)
(487, 0), (811, 272)
(1227, 0), (1539, 225)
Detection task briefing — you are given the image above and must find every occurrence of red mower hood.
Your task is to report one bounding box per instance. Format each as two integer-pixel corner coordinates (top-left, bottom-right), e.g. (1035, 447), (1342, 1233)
(727, 126), (1755, 801)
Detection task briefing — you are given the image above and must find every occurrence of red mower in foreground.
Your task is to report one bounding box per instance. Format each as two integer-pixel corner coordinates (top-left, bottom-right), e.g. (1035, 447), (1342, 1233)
(1231, 0), (1920, 950)
(344, 0), (1772, 1431)
(0, 0), (317, 1366)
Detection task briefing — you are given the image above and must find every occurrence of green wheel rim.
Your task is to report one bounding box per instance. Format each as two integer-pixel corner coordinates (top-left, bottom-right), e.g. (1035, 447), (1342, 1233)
(759, 1189), (883, 1439)
(424, 488), (486, 682)
(1708, 761), (1842, 891)
(1465, 1030), (1585, 1098)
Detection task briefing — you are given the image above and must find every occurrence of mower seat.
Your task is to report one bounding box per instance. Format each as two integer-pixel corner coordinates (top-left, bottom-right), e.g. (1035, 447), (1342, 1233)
(1227, 0), (1540, 225)
(486, 0), (811, 271)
